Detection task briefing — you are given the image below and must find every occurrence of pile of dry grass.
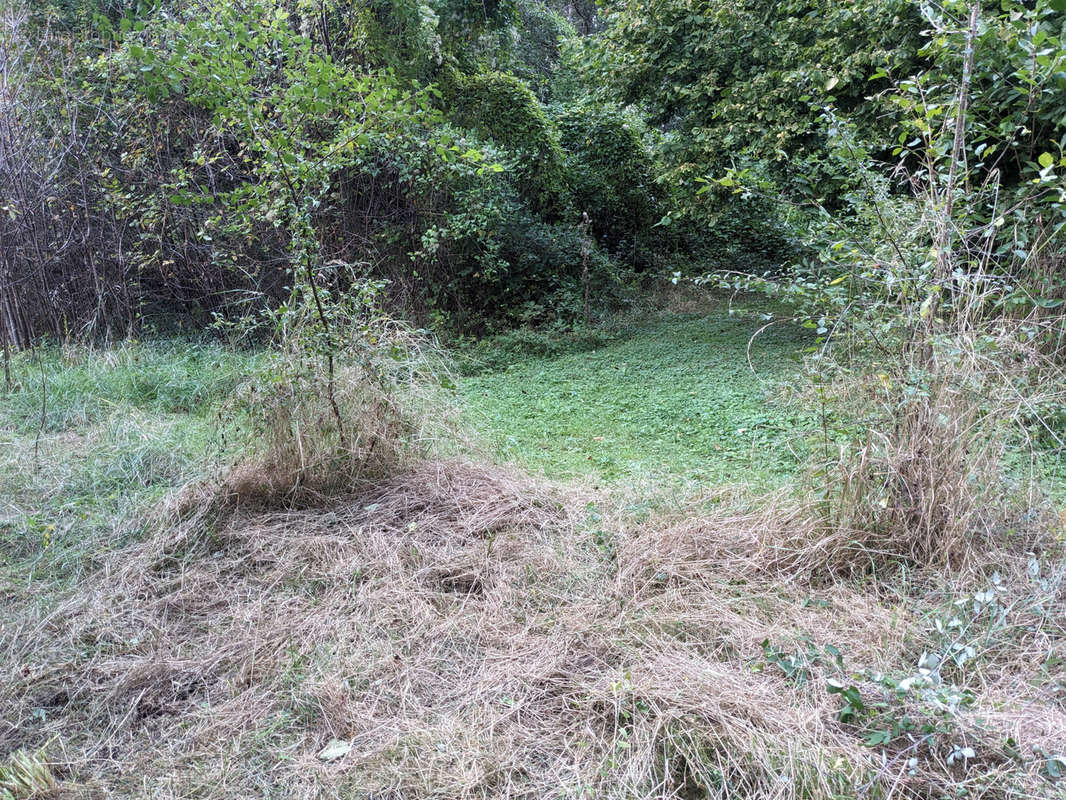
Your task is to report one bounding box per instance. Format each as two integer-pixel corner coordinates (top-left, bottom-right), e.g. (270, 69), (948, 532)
(3, 460), (1063, 798)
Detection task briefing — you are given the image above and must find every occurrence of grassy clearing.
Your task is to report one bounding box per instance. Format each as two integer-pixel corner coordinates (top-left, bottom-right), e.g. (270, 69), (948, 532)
(1, 315), (1065, 799)
(460, 300), (814, 488)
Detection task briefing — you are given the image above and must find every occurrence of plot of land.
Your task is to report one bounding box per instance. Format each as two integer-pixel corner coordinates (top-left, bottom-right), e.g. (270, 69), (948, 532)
(2, 309), (1065, 800)
(462, 306), (814, 487)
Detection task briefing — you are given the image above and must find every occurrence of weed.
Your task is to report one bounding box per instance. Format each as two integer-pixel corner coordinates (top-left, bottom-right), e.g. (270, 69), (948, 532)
(0, 346), (239, 582)
(0, 340), (254, 434)
(804, 315), (1066, 569)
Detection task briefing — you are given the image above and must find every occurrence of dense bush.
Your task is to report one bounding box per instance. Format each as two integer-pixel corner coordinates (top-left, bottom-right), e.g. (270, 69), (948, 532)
(443, 68), (569, 217)
(13, 0), (1062, 349)
(581, 0), (1066, 281)
(0, 6), (130, 346)
(2, 0), (648, 343)
(490, 0), (575, 101)
(556, 104), (660, 265)
(583, 0), (925, 194)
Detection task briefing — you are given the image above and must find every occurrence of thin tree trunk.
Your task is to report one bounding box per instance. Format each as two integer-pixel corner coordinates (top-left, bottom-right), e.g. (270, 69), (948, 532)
(921, 3), (979, 365)
(933, 4), (979, 287)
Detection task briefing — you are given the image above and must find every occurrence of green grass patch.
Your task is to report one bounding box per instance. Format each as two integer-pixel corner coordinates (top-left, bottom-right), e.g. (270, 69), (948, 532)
(460, 304), (816, 487)
(0, 341), (258, 583)
(1, 339), (257, 434)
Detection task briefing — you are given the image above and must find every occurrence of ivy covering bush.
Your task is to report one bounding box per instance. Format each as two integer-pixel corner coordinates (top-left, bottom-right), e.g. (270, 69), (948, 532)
(443, 67), (569, 217)
(2, 0), (657, 342)
(557, 104), (659, 265)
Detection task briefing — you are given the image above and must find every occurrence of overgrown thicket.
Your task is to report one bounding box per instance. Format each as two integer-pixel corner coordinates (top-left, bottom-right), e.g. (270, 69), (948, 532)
(4, 0), (1064, 346)
(0, 0), (666, 348)
(0, 5), (126, 348)
(586, 0), (1066, 272)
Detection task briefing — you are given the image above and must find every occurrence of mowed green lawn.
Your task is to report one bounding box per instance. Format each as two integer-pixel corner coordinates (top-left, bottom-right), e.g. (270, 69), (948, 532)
(461, 306), (815, 488)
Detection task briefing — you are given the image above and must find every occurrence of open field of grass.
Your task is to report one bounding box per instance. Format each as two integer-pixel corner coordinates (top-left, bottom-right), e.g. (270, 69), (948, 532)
(2, 307), (1065, 799)
(0, 301), (812, 591)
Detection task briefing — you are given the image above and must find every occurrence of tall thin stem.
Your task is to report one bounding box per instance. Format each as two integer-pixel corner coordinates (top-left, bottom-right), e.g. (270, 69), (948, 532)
(933, 4), (979, 288)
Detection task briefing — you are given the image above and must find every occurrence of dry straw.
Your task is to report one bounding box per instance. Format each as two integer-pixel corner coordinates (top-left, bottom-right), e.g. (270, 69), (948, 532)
(3, 457), (1063, 798)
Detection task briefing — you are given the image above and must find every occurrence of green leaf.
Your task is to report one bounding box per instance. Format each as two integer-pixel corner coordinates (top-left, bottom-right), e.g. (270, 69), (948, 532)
(864, 730), (892, 747)
(919, 293), (936, 319)
(1038, 152), (1055, 169)
(1047, 756), (1066, 779)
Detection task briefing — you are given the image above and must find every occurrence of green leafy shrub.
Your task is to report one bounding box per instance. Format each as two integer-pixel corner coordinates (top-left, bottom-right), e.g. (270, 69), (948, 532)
(337, 112), (626, 330)
(6, 0), (647, 343)
(90, 0), (574, 333)
(675, 162), (800, 275)
(583, 0), (925, 196)
(493, 0), (575, 101)
(495, 213), (626, 323)
(557, 103), (660, 265)
(444, 67), (569, 216)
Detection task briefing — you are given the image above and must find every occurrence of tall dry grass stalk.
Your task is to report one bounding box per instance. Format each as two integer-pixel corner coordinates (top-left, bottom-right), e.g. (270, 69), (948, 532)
(804, 5), (1066, 569)
(814, 277), (1065, 570)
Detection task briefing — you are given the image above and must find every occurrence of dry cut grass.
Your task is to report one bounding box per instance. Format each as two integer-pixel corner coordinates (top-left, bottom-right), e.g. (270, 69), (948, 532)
(2, 461), (1063, 799)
